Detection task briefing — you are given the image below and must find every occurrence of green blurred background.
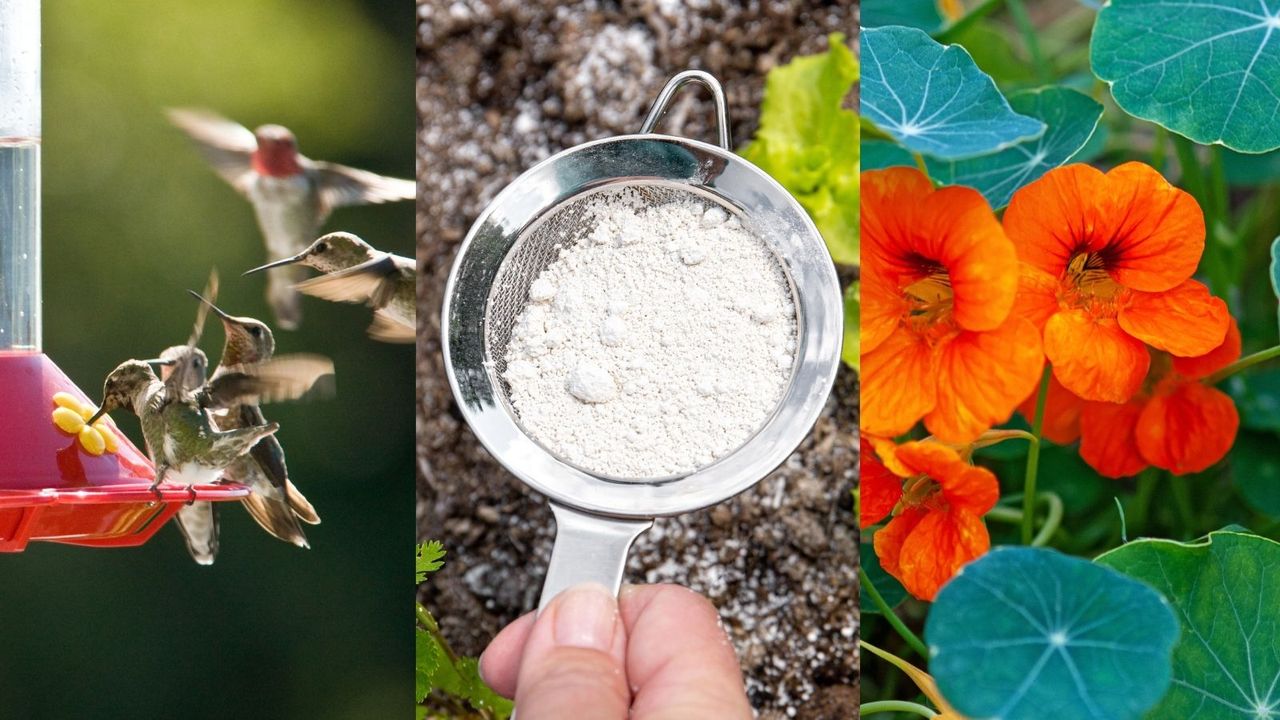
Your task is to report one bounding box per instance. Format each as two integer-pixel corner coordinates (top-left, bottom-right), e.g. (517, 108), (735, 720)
(0, 1), (414, 717)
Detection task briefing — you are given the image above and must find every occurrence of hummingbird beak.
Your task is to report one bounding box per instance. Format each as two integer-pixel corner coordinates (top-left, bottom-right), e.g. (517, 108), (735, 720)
(186, 289), (234, 321)
(243, 252), (306, 276)
(86, 406), (109, 425)
(141, 358), (176, 367)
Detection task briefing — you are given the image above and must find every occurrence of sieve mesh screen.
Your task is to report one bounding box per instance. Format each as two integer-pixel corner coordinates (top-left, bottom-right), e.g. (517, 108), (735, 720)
(484, 181), (796, 410)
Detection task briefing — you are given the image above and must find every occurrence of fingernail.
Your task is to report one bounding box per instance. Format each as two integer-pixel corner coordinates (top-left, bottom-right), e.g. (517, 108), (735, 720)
(552, 583), (617, 651)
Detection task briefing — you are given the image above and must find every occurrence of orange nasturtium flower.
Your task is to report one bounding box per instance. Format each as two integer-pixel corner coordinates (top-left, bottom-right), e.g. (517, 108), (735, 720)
(861, 167), (1043, 443)
(861, 438), (999, 601)
(1005, 162), (1229, 404)
(1080, 317), (1242, 478)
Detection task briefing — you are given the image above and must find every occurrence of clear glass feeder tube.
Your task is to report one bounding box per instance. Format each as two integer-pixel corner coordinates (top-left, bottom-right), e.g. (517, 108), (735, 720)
(0, 0), (41, 351)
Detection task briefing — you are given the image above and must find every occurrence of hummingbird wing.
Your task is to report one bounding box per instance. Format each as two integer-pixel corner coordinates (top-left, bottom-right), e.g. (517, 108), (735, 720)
(167, 108), (256, 193)
(167, 273), (220, 397)
(175, 502), (219, 565)
(368, 309), (415, 344)
(295, 255), (405, 308)
(204, 354), (336, 408)
(311, 161), (415, 212)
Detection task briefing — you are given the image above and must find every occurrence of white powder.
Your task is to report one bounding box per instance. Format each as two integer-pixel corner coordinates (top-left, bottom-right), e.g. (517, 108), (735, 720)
(503, 189), (796, 478)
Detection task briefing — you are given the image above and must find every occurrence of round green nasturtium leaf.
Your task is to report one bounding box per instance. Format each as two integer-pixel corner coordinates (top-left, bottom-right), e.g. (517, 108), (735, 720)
(927, 546), (1178, 720)
(1223, 148), (1280, 185)
(861, 87), (1102, 208)
(1091, 0), (1280, 153)
(860, 26), (1045, 160)
(1098, 531), (1280, 719)
(860, 540), (907, 614)
(1230, 431), (1280, 518)
(863, 0), (946, 34)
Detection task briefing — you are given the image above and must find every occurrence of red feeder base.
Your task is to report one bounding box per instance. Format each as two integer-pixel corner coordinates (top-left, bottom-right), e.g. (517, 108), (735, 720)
(0, 351), (249, 552)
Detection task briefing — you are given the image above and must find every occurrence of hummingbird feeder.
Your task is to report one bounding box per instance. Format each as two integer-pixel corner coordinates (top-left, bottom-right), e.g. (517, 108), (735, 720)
(0, 0), (247, 553)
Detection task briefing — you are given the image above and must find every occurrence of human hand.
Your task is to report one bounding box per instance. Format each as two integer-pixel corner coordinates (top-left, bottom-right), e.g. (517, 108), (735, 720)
(479, 583), (753, 719)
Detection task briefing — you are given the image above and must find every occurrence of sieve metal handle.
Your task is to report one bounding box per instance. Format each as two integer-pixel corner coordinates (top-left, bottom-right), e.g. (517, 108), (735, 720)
(537, 503), (653, 611)
(639, 70), (731, 151)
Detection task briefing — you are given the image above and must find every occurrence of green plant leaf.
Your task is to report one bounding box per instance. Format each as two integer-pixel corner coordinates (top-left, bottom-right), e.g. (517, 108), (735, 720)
(861, 87), (1102, 207)
(1229, 431), (1280, 518)
(863, 0), (946, 34)
(1223, 148), (1280, 185)
(1227, 370), (1280, 432)
(1091, 0), (1280, 153)
(456, 658), (515, 719)
(741, 33), (858, 266)
(843, 282), (859, 370)
(927, 546), (1178, 720)
(860, 25), (1045, 160)
(1097, 531), (1280, 719)
(860, 541), (907, 614)
(417, 540), (447, 583)
(1270, 236), (1280, 332)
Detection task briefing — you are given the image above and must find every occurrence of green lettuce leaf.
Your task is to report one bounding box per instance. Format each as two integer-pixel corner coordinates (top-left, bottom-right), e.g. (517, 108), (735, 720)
(742, 33), (858, 266)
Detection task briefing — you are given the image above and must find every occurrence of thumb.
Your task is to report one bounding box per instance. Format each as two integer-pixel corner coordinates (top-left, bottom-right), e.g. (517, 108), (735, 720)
(514, 583), (630, 719)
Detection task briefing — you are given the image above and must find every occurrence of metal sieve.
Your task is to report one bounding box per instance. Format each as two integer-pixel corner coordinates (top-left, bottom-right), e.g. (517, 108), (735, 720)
(442, 71), (842, 608)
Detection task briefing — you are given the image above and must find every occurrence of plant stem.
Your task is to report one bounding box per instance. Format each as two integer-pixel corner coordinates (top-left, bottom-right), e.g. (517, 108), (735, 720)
(913, 152), (930, 179)
(1022, 368), (1051, 545)
(1031, 491), (1064, 547)
(1006, 0), (1050, 82)
(1170, 473), (1197, 538)
(860, 567), (930, 659)
(1130, 468), (1159, 536)
(1151, 126), (1168, 174)
(1205, 344), (1280, 385)
(417, 602), (461, 666)
(861, 701), (938, 718)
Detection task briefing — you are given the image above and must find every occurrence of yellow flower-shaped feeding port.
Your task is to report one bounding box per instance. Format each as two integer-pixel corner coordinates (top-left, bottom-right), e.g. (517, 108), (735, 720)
(51, 392), (119, 456)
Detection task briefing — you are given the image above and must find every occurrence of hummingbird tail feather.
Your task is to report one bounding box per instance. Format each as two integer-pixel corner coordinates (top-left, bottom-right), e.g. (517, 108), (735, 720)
(285, 480), (321, 525)
(175, 502), (219, 565)
(240, 491), (310, 548)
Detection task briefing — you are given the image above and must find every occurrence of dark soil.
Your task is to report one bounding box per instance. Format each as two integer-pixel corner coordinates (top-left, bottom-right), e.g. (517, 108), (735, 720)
(415, 2), (858, 716)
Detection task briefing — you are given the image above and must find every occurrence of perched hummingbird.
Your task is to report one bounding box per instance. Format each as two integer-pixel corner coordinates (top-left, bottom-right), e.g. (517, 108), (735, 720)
(152, 326), (324, 564)
(246, 232), (415, 343)
(87, 361), (279, 509)
(167, 108), (415, 331)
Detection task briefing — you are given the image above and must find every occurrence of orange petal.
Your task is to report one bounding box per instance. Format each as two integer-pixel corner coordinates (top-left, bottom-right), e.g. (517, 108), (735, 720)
(1015, 263), (1061, 331)
(1100, 163), (1204, 292)
(861, 437), (904, 529)
(1044, 308), (1149, 403)
(1004, 163), (1203, 293)
(1005, 164), (1113, 278)
(861, 271), (906, 356)
(1080, 399), (1148, 478)
(861, 328), (938, 439)
(1135, 381), (1239, 475)
(1172, 315), (1242, 380)
(894, 441), (1000, 516)
(930, 186), (1018, 332)
(895, 508), (991, 601)
(873, 507), (926, 582)
(862, 168), (1017, 333)
(1118, 279), (1229, 358)
(926, 316), (1044, 443)
(1018, 372), (1084, 445)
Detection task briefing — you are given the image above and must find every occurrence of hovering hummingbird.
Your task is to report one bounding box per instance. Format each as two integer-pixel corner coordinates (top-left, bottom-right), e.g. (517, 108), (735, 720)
(167, 108), (415, 331)
(245, 231), (415, 343)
